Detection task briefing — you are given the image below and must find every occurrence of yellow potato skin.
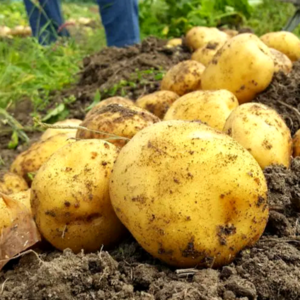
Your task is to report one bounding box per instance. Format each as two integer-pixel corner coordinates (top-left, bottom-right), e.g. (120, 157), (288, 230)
(164, 90), (239, 131)
(10, 133), (75, 184)
(260, 31), (300, 62)
(161, 60), (205, 96)
(41, 119), (82, 141)
(166, 38), (182, 48)
(76, 104), (160, 148)
(186, 26), (228, 50)
(201, 33), (275, 104)
(269, 48), (293, 74)
(110, 120), (268, 268)
(0, 171), (28, 194)
(223, 103), (292, 169)
(31, 139), (126, 253)
(293, 129), (300, 157)
(11, 189), (32, 212)
(136, 91), (179, 119)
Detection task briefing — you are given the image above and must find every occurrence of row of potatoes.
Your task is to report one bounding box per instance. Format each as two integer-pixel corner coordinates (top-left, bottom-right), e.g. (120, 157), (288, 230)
(1, 27), (300, 269)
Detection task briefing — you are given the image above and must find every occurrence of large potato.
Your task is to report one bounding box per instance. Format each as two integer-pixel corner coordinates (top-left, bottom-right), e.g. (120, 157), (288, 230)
(10, 132), (75, 184)
(269, 48), (292, 74)
(31, 139), (126, 253)
(201, 33), (275, 104)
(86, 97), (134, 119)
(0, 171), (28, 194)
(186, 26), (228, 50)
(41, 119), (82, 141)
(160, 60), (205, 96)
(191, 41), (225, 67)
(223, 103), (292, 169)
(136, 91), (179, 119)
(293, 129), (300, 157)
(110, 120), (268, 268)
(164, 90), (239, 131)
(76, 104), (160, 148)
(260, 31), (300, 62)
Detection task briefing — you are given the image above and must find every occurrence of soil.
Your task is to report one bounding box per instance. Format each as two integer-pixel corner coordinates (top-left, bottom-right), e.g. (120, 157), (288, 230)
(2, 38), (300, 300)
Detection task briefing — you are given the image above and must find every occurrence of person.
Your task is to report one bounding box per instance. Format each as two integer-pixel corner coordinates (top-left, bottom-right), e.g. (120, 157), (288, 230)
(23, 0), (140, 47)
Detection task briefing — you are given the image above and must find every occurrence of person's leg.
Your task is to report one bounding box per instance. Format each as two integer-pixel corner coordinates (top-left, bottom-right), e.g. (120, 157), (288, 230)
(97, 0), (140, 47)
(23, 0), (69, 45)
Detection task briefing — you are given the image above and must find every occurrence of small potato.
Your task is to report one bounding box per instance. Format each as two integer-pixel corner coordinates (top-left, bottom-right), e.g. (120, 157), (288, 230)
(269, 48), (293, 74)
(260, 31), (300, 62)
(11, 189), (31, 212)
(86, 97), (135, 119)
(10, 132), (75, 184)
(202, 33), (275, 104)
(223, 103), (292, 169)
(31, 139), (126, 253)
(222, 29), (238, 38)
(76, 104), (160, 148)
(40, 119), (82, 141)
(164, 90), (239, 131)
(110, 120), (268, 268)
(166, 38), (182, 48)
(191, 41), (225, 67)
(0, 171), (28, 195)
(293, 129), (300, 157)
(136, 91), (179, 119)
(161, 60), (205, 96)
(186, 26), (228, 50)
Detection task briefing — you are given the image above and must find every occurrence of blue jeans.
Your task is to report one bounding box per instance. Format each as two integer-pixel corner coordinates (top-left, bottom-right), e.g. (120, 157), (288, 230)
(23, 0), (140, 47)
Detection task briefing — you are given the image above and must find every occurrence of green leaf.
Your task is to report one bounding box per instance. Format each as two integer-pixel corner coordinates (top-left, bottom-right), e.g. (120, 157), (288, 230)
(8, 130), (19, 149)
(42, 103), (66, 122)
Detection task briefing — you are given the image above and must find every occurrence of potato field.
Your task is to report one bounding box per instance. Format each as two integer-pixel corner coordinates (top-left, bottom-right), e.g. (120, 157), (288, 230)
(1, 25), (300, 300)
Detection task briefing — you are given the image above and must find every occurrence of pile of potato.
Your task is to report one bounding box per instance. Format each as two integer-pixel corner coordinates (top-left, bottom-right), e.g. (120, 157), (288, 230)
(2, 26), (300, 270)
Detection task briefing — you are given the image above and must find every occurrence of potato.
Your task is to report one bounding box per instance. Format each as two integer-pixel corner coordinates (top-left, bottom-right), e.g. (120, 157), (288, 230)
(31, 139), (126, 253)
(201, 33), (275, 104)
(166, 38), (182, 48)
(269, 48), (293, 74)
(293, 129), (300, 157)
(164, 90), (239, 130)
(41, 119), (82, 141)
(160, 60), (205, 96)
(86, 97), (135, 119)
(110, 120), (268, 268)
(223, 103), (292, 169)
(191, 41), (225, 67)
(136, 91), (179, 119)
(76, 104), (160, 148)
(11, 189), (32, 212)
(10, 132), (75, 184)
(186, 26), (228, 50)
(260, 31), (300, 62)
(0, 171), (28, 194)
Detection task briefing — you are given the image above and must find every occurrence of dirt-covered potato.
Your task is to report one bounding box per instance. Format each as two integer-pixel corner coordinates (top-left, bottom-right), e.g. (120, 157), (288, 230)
(166, 38), (182, 48)
(191, 41), (225, 67)
(31, 139), (126, 253)
(76, 104), (160, 148)
(202, 34), (275, 104)
(86, 97), (135, 119)
(223, 103), (292, 169)
(164, 90), (239, 130)
(260, 31), (300, 62)
(293, 129), (300, 157)
(110, 120), (268, 268)
(186, 26), (228, 50)
(41, 119), (82, 141)
(0, 171), (28, 195)
(10, 133), (75, 184)
(161, 60), (205, 96)
(136, 91), (179, 119)
(269, 48), (293, 74)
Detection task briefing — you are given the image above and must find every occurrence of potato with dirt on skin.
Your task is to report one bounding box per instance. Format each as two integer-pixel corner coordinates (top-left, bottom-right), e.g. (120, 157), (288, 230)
(160, 60), (205, 96)
(260, 31), (300, 62)
(164, 90), (239, 131)
(269, 48), (293, 74)
(77, 104), (160, 148)
(136, 91), (179, 119)
(109, 120), (268, 268)
(185, 26), (228, 50)
(86, 97), (135, 119)
(11, 189), (32, 212)
(31, 139), (126, 253)
(201, 33), (275, 104)
(191, 41), (225, 67)
(223, 103), (292, 169)
(10, 132), (75, 184)
(292, 129), (300, 157)
(40, 119), (82, 141)
(0, 171), (28, 195)
(166, 38), (182, 48)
